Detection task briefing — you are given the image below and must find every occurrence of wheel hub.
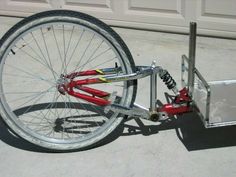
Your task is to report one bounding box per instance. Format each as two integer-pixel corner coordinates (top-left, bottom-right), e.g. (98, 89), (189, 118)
(54, 118), (64, 132)
(56, 74), (69, 95)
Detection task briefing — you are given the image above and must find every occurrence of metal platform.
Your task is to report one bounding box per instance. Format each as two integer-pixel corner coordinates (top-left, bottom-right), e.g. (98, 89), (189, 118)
(181, 23), (236, 128)
(194, 79), (236, 128)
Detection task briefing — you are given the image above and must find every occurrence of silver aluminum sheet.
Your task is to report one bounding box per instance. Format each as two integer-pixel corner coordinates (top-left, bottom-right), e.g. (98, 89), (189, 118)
(194, 79), (236, 125)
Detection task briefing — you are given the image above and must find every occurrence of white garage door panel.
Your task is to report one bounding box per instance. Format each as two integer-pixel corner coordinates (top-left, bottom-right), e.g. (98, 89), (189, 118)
(0, 0), (236, 37)
(197, 0), (236, 33)
(0, 0), (51, 16)
(128, 0), (178, 12)
(65, 0), (110, 8)
(123, 0), (186, 26)
(204, 0), (236, 16)
(64, 0), (114, 18)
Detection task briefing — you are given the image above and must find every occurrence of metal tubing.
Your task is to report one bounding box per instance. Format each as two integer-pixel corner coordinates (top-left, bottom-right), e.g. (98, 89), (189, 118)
(188, 22), (197, 96)
(194, 68), (211, 121)
(181, 55), (189, 87)
(150, 73), (157, 112)
(101, 66), (160, 83)
(150, 62), (157, 112)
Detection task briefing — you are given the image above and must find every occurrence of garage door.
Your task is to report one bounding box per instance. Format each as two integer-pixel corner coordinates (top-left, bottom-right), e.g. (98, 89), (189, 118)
(0, 0), (236, 38)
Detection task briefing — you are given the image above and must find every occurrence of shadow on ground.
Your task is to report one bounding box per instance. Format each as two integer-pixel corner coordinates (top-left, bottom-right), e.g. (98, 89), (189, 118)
(121, 112), (236, 151)
(1, 100), (236, 152)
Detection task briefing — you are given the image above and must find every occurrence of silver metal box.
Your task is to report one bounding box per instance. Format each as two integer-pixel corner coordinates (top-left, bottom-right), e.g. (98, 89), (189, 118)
(194, 79), (236, 128)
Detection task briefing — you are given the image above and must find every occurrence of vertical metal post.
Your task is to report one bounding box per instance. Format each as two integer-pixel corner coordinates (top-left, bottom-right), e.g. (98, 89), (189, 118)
(150, 61), (157, 112)
(188, 22), (197, 96)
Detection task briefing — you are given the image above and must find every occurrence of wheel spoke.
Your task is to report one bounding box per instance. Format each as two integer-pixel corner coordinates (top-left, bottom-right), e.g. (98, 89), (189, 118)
(31, 32), (58, 81)
(66, 29), (85, 72)
(0, 15), (133, 150)
(40, 28), (58, 80)
(72, 33), (95, 73)
(75, 47), (111, 72)
(5, 62), (54, 85)
(78, 40), (104, 72)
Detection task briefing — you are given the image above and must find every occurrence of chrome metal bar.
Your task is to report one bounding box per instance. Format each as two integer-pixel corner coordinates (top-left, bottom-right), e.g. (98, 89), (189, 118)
(188, 22), (197, 96)
(182, 54), (189, 63)
(150, 68), (157, 112)
(181, 55), (189, 87)
(104, 103), (150, 119)
(102, 66), (160, 83)
(194, 68), (211, 121)
(133, 102), (149, 111)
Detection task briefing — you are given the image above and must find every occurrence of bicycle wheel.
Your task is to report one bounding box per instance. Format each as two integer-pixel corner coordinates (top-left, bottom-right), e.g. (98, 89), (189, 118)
(0, 10), (137, 151)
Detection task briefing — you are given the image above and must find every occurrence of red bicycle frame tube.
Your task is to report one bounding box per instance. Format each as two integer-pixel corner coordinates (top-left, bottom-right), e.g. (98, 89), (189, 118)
(159, 88), (191, 115)
(63, 69), (111, 106)
(62, 68), (192, 115)
(66, 87), (110, 106)
(66, 69), (104, 79)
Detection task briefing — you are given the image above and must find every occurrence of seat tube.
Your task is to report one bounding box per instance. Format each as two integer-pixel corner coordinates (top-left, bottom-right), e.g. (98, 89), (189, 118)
(150, 62), (157, 112)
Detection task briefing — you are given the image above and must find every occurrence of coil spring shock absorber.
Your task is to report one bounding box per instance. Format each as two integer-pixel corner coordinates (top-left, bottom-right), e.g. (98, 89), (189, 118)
(159, 69), (178, 94)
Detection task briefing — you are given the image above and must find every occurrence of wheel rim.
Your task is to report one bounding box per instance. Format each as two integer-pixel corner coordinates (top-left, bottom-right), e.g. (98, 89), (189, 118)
(0, 18), (132, 146)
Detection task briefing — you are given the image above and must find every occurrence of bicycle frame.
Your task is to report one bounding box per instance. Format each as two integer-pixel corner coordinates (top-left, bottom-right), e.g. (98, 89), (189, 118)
(57, 22), (198, 121)
(5, 9), (236, 152)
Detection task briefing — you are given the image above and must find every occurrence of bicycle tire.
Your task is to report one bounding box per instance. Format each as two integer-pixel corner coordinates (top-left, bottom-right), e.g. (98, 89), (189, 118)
(0, 10), (137, 151)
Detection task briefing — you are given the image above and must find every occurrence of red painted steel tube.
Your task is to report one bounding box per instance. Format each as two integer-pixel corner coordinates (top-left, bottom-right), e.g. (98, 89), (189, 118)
(67, 87), (110, 106)
(160, 104), (191, 115)
(69, 78), (103, 87)
(76, 86), (110, 98)
(66, 70), (104, 78)
(63, 72), (111, 106)
(159, 87), (192, 115)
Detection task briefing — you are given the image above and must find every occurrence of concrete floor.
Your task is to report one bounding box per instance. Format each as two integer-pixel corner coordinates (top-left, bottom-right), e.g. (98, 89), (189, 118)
(1, 16), (236, 177)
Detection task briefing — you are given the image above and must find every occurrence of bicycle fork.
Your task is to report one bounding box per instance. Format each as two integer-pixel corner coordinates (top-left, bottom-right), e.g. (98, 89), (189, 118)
(56, 61), (192, 121)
